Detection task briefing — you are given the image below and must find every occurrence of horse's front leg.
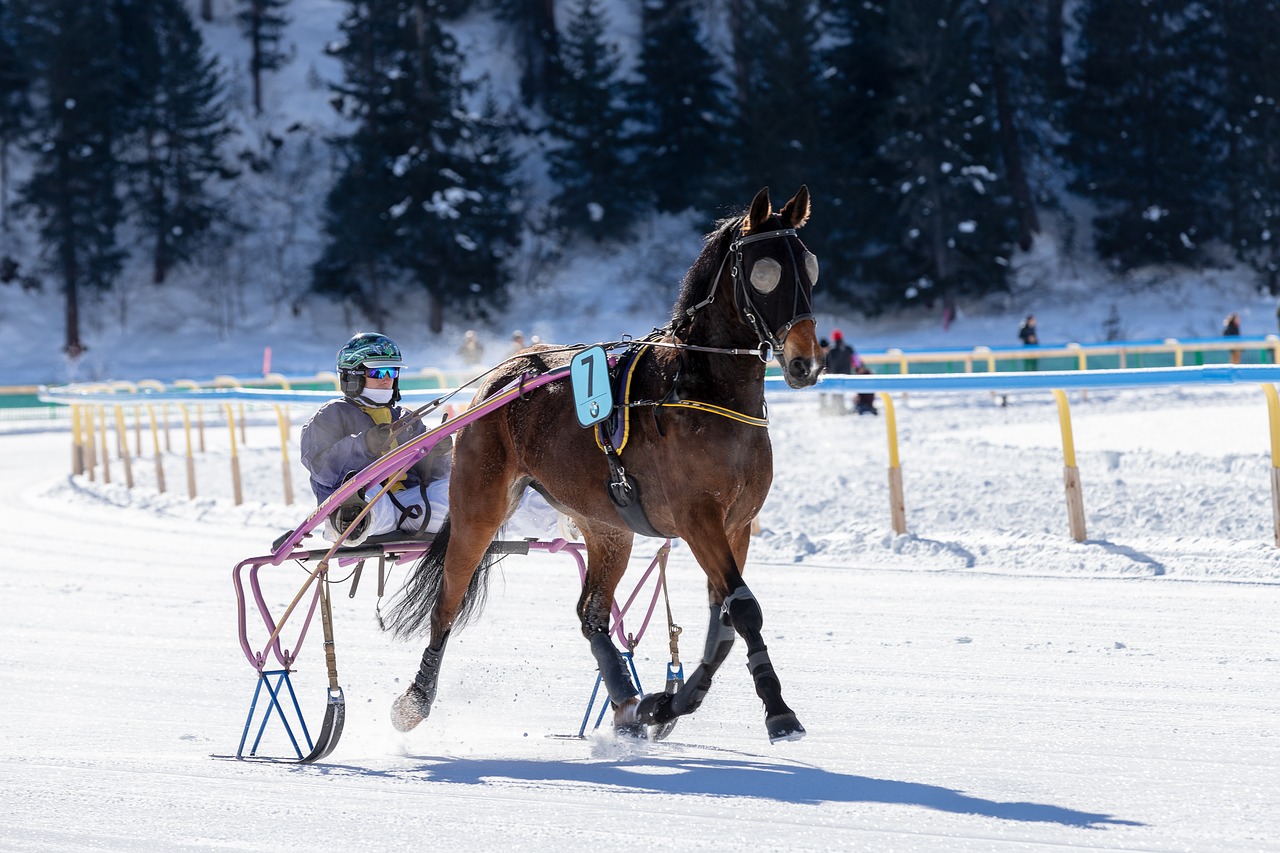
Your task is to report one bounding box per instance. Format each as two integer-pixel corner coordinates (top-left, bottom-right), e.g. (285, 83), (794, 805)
(721, 584), (805, 742)
(637, 523), (805, 743)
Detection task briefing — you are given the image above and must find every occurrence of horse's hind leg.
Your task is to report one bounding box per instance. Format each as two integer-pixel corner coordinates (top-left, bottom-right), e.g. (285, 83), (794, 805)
(390, 473), (514, 732)
(636, 597), (736, 725)
(577, 531), (643, 731)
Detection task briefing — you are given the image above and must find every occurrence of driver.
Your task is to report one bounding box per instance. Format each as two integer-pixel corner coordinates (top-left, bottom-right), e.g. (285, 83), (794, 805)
(301, 332), (449, 545)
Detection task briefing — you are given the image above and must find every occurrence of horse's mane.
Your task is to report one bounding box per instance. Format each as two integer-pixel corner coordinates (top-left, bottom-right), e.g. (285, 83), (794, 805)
(672, 214), (744, 325)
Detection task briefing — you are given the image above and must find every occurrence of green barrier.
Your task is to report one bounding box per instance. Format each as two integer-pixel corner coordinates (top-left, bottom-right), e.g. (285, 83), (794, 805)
(0, 386), (61, 420)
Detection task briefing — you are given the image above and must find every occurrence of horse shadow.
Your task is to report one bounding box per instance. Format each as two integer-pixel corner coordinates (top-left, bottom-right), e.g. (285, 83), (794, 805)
(377, 750), (1142, 829)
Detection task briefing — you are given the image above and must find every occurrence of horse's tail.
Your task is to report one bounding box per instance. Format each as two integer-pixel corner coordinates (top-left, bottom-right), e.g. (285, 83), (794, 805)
(382, 517), (496, 640)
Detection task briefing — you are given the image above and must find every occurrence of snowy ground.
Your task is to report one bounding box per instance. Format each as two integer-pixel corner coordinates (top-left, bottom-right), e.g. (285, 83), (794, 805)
(3, 386), (1280, 851)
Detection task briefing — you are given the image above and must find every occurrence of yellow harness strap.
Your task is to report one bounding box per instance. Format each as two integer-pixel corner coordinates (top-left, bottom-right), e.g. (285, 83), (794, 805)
(594, 345), (769, 455)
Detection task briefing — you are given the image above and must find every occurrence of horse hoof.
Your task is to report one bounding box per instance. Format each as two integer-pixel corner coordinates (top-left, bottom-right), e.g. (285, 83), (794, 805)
(766, 712), (806, 743)
(615, 722), (648, 740)
(390, 685), (431, 733)
(612, 699), (647, 739)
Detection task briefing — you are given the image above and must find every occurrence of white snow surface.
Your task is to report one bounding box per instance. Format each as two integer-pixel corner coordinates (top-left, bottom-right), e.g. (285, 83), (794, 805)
(3, 3), (1280, 848)
(4, 380), (1280, 851)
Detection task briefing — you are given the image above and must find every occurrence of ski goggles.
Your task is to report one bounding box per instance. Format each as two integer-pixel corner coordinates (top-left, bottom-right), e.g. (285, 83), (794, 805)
(365, 367), (400, 379)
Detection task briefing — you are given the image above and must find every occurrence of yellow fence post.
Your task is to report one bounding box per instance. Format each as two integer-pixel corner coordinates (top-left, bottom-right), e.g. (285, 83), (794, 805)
(138, 380), (170, 454)
(273, 404), (294, 506)
(174, 380), (205, 452)
(70, 405), (85, 476)
(1260, 384), (1280, 547)
(1051, 389), (1087, 542)
(113, 406), (134, 489)
(224, 403), (243, 506)
(215, 376), (248, 447)
(110, 382), (137, 461)
(269, 378), (294, 503)
(879, 391), (907, 535)
(97, 405), (111, 484)
(177, 404), (197, 499)
(145, 404), (166, 494)
(83, 405), (97, 481)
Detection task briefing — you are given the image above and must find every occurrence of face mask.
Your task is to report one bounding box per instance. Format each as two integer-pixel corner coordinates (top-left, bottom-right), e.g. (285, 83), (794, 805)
(361, 387), (394, 406)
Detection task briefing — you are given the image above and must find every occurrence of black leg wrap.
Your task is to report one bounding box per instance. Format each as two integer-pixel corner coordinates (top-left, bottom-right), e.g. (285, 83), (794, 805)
(703, 603), (737, 667)
(589, 631), (639, 705)
(412, 637), (449, 709)
(391, 633), (450, 733)
(746, 648), (782, 705)
(724, 588), (764, 635)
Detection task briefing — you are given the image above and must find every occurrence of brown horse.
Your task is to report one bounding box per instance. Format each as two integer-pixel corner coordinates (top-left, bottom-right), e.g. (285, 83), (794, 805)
(385, 186), (822, 742)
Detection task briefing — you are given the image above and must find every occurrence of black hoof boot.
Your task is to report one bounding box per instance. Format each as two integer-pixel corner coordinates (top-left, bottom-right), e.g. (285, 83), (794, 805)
(634, 692), (681, 740)
(766, 712), (806, 743)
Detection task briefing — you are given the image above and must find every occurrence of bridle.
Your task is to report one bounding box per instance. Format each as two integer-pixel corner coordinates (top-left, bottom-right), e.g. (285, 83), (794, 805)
(679, 223), (816, 363)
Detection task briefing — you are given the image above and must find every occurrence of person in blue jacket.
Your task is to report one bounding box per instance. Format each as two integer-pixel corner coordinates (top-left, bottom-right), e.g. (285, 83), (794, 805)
(301, 332), (449, 544)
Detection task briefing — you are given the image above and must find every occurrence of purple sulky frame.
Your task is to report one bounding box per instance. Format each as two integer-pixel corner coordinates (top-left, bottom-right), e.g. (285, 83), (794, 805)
(230, 366), (676, 754)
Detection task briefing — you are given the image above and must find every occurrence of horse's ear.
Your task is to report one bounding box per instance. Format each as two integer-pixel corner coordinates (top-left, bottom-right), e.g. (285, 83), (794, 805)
(743, 186), (772, 234)
(780, 185), (811, 229)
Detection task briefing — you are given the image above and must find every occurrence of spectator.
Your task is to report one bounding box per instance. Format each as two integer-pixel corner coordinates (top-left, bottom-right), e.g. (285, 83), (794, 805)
(823, 329), (854, 415)
(1223, 312), (1242, 364)
(852, 349), (877, 415)
(510, 329), (527, 355)
(1018, 314), (1039, 345)
(1018, 314), (1039, 371)
(457, 330), (484, 366)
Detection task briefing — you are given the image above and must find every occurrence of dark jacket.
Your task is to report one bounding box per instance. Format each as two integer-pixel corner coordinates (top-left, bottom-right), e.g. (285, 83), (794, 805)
(1018, 322), (1038, 345)
(300, 398), (440, 503)
(826, 341), (854, 375)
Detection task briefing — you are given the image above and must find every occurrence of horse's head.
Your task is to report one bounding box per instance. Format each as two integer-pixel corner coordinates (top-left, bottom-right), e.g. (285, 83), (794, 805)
(736, 186), (822, 388)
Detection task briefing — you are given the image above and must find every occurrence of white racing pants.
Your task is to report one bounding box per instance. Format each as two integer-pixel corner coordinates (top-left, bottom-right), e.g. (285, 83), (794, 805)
(322, 480), (559, 542)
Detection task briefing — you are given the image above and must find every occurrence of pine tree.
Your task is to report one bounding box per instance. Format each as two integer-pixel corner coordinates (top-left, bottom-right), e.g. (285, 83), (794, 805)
(728, 0), (824, 198)
(490, 0), (560, 107)
(546, 0), (641, 241)
(630, 0), (733, 217)
(870, 0), (1018, 311)
(120, 0), (233, 284)
(19, 0), (128, 357)
(316, 0), (521, 330)
(0, 0), (35, 231)
(1216, 0), (1280, 293)
(815, 0), (894, 309)
(1062, 1), (1221, 269)
(983, 0), (1043, 251)
(443, 90), (522, 320)
(312, 0), (405, 327)
(236, 0), (292, 115)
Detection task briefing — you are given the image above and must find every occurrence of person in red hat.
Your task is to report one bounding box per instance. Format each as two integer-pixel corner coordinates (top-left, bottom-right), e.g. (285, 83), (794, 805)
(822, 329), (854, 414)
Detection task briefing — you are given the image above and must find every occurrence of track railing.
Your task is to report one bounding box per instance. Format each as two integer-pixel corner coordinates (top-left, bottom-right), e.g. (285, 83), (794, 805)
(36, 363), (1280, 547)
(769, 365), (1280, 547)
